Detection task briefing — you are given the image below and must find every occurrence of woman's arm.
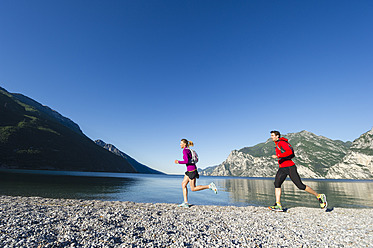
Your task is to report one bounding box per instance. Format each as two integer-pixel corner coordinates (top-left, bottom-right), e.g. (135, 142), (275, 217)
(176, 149), (190, 164)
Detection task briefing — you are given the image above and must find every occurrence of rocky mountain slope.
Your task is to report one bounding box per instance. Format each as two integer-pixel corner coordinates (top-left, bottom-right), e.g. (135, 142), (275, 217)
(0, 86), (136, 173)
(95, 140), (164, 174)
(11, 92), (83, 135)
(200, 131), (353, 178)
(326, 128), (373, 179)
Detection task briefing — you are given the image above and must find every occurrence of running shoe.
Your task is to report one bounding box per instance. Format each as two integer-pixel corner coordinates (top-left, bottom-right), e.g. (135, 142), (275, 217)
(268, 203), (283, 212)
(178, 202), (190, 208)
(318, 194), (328, 209)
(209, 182), (218, 194)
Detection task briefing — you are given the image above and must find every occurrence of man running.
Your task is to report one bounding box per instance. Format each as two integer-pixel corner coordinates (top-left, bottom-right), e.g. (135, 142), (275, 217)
(268, 130), (327, 211)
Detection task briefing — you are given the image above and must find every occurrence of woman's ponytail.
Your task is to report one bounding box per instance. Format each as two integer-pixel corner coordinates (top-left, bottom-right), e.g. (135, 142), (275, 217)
(181, 139), (194, 148)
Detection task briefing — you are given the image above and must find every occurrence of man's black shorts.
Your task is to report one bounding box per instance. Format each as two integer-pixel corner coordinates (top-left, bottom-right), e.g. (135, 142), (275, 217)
(274, 165), (306, 190)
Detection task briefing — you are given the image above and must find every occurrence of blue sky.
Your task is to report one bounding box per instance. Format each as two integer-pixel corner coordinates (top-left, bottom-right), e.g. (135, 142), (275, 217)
(1, 0), (372, 174)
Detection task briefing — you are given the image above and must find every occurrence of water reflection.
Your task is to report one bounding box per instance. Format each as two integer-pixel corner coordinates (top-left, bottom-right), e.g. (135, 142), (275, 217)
(0, 172), (139, 200)
(218, 178), (373, 208)
(1, 170), (372, 208)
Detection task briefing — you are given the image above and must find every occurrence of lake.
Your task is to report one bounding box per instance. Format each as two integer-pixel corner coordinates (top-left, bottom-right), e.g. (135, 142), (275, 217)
(1, 169), (372, 209)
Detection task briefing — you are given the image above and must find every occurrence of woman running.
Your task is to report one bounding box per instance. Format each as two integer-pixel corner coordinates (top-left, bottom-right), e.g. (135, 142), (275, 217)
(175, 138), (217, 208)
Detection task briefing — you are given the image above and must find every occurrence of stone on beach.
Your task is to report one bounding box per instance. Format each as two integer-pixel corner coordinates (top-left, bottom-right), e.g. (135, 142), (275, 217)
(0, 196), (372, 247)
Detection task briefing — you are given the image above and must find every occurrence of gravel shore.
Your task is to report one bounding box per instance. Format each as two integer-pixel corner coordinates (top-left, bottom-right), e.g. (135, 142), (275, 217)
(0, 196), (372, 247)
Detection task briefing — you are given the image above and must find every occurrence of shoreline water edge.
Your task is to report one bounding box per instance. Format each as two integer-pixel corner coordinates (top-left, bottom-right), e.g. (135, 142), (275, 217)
(0, 196), (372, 247)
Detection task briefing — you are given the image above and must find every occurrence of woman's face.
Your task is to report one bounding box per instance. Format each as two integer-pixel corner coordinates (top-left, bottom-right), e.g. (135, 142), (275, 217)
(180, 141), (187, 149)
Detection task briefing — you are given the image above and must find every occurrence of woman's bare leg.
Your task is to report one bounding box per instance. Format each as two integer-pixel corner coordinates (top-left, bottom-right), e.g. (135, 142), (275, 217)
(181, 175), (189, 203)
(189, 178), (209, 192)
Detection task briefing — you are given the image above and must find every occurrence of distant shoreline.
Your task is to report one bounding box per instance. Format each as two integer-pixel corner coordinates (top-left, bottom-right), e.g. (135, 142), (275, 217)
(1, 168), (373, 181)
(0, 196), (372, 247)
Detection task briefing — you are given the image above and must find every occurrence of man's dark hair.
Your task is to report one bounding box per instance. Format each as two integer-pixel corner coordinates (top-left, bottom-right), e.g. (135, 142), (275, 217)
(270, 130), (281, 138)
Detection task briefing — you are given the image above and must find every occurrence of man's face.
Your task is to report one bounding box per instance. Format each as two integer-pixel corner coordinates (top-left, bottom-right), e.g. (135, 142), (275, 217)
(271, 133), (279, 142)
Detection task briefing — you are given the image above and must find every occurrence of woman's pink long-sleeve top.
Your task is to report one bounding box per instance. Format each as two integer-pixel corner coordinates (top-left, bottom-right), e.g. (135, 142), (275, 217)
(177, 148), (197, 172)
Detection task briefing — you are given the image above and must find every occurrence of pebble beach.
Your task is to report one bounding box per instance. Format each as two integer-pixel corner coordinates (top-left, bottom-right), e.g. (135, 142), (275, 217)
(0, 196), (372, 247)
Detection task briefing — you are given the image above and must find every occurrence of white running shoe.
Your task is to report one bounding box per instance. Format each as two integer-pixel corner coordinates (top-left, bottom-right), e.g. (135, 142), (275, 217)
(178, 202), (190, 208)
(209, 182), (218, 194)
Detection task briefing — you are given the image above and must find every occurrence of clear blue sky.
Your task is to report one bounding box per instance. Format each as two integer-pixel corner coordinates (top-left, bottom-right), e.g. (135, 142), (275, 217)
(1, 0), (372, 174)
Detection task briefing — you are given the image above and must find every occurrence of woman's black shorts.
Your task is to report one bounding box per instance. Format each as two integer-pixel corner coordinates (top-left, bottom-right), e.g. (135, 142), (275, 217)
(185, 170), (199, 180)
(274, 165), (306, 190)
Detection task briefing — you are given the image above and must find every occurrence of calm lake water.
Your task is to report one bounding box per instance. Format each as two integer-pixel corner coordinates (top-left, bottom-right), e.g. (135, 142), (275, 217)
(1, 169), (372, 209)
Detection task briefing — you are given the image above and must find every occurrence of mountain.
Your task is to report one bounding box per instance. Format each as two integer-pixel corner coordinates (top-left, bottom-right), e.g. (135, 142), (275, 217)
(0, 86), (136, 173)
(95, 140), (164, 174)
(326, 128), (373, 179)
(198, 165), (219, 175)
(11, 92), (83, 135)
(200, 130), (352, 178)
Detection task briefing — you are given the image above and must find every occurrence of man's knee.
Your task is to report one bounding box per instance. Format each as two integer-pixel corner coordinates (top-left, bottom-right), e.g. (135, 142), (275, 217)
(274, 181), (282, 188)
(296, 184), (306, 190)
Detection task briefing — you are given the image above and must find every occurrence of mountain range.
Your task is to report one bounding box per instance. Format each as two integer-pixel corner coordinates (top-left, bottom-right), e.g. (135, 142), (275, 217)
(200, 129), (373, 179)
(2, 86), (372, 179)
(95, 139), (163, 174)
(0, 86), (158, 174)
(326, 128), (373, 179)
